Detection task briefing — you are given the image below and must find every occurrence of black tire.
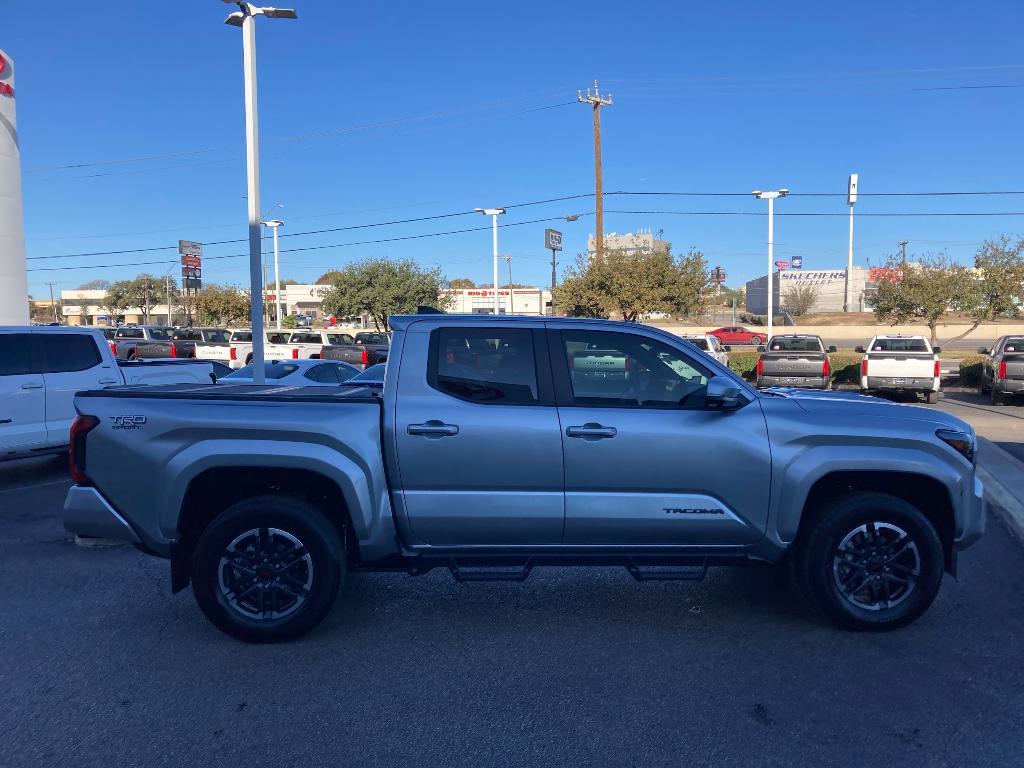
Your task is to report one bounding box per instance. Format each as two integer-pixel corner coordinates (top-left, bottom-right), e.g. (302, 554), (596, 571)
(925, 390), (940, 404)
(245, 353), (253, 365)
(990, 386), (1005, 406)
(794, 492), (944, 631)
(979, 377), (990, 396)
(191, 496), (345, 643)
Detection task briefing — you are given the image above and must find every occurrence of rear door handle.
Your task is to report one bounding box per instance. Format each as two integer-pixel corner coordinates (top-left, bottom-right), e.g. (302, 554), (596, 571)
(21, 382), (43, 390)
(566, 423), (617, 440)
(407, 420), (459, 438)
(99, 378), (119, 384)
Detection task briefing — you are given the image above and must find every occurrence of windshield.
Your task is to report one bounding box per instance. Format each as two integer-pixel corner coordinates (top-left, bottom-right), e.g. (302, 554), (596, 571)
(871, 338), (929, 352)
(768, 337), (824, 352)
(223, 363), (300, 380)
(147, 328), (172, 341)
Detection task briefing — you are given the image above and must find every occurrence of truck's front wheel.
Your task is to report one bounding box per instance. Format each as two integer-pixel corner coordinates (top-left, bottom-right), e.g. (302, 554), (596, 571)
(795, 492), (944, 631)
(191, 496), (345, 643)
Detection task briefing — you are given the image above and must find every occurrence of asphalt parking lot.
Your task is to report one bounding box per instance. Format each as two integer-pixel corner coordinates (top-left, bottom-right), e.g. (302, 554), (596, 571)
(3, 393), (1024, 767)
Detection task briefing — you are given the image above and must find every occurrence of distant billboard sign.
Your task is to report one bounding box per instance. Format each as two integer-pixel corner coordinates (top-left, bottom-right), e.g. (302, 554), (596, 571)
(178, 240), (203, 256)
(774, 260), (790, 270)
(791, 256), (803, 269)
(544, 229), (563, 251)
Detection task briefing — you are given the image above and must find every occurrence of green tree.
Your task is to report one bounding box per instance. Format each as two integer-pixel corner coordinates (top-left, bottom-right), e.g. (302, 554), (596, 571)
(864, 253), (974, 346)
(191, 285), (251, 326)
(78, 279), (110, 290)
(282, 314), (300, 329)
(318, 257), (454, 330)
(448, 277), (476, 289)
(315, 271), (344, 285)
(101, 280), (134, 317)
(553, 246), (711, 322)
(947, 235), (1024, 342)
(102, 274), (165, 323)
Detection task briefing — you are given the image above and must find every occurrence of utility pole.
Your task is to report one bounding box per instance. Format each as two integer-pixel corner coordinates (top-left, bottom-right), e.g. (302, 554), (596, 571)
(550, 250), (557, 316)
(578, 80), (612, 260)
(501, 255), (514, 314)
(752, 189), (789, 342)
(844, 173), (858, 312)
(46, 282), (58, 323)
(899, 240), (909, 267)
(475, 208), (505, 314)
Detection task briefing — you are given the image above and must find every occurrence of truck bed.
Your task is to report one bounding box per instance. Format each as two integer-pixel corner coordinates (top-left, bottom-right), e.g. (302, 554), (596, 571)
(77, 381), (382, 403)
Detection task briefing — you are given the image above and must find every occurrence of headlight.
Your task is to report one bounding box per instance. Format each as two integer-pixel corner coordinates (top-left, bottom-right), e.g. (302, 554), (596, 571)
(936, 429), (976, 463)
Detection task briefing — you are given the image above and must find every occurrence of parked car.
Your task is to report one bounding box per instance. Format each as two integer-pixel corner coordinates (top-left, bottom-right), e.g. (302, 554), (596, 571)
(856, 335), (940, 403)
(978, 336), (1024, 405)
(1, 326), (214, 462)
(321, 331), (390, 370)
(276, 330), (359, 361)
(220, 359), (360, 386)
(709, 326), (765, 346)
(756, 334), (837, 390)
(109, 325), (175, 359)
(678, 333), (729, 366)
(64, 315), (985, 642)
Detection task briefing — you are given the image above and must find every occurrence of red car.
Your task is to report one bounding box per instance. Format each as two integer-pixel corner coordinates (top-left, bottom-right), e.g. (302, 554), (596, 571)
(709, 326), (765, 346)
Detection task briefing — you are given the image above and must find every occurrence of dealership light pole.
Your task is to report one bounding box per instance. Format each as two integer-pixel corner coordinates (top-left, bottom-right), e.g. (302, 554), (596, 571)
(475, 207), (505, 314)
(223, 2), (297, 383)
(262, 219), (284, 329)
(752, 188), (789, 341)
(844, 173), (858, 312)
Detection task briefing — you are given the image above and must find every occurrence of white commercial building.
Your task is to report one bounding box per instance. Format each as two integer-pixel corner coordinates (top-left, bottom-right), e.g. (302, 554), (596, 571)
(746, 267), (874, 315)
(439, 288), (552, 315)
(0, 48), (27, 325)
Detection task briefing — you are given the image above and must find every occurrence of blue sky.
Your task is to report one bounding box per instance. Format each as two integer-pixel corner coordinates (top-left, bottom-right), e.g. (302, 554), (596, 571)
(7, 0), (1024, 299)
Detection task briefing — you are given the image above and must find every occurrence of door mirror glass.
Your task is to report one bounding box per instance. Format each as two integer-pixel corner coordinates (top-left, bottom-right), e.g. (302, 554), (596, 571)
(756, 345), (766, 353)
(705, 375), (745, 411)
(827, 345), (838, 353)
(932, 346), (941, 354)
(722, 345), (731, 352)
(977, 347), (989, 355)
(854, 345), (865, 353)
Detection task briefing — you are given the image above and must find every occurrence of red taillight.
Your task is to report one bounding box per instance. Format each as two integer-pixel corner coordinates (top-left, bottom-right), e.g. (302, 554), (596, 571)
(169, 344), (177, 358)
(998, 361), (1007, 380)
(69, 415), (100, 485)
(229, 347), (237, 361)
(861, 358), (869, 377)
(823, 358), (831, 378)
(934, 359), (941, 378)
(756, 358), (764, 377)
(292, 348), (299, 359)
(109, 342), (117, 356)
(361, 347), (369, 366)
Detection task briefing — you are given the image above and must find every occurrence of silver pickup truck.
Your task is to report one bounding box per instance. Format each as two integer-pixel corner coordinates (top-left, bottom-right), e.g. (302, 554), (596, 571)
(63, 315), (985, 642)
(756, 334), (837, 390)
(978, 335), (1024, 405)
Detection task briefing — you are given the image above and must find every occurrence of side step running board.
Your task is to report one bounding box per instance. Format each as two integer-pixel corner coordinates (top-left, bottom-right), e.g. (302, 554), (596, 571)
(626, 558), (708, 582)
(448, 558), (533, 583)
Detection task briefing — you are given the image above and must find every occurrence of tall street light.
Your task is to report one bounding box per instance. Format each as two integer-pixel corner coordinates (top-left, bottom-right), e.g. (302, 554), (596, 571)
(752, 188), (789, 342)
(262, 218), (284, 329)
(474, 207), (505, 315)
(223, 1), (298, 383)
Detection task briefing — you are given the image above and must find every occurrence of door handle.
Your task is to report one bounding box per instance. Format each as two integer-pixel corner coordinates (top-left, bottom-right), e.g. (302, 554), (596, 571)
(407, 420), (459, 438)
(99, 378), (119, 384)
(21, 382), (43, 390)
(566, 423), (617, 440)
(0, 419), (11, 424)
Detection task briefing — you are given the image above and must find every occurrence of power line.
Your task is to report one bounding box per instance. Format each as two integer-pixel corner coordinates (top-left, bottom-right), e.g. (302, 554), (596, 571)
(26, 215), (582, 273)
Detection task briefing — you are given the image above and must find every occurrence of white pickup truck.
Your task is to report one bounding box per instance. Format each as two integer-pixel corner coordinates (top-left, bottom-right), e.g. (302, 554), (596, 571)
(227, 329), (359, 367)
(856, 335), (941, 403)
(1, 326), (215, 461)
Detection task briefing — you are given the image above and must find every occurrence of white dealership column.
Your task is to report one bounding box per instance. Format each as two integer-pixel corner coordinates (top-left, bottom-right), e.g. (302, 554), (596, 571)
(0, 49), (28, 325)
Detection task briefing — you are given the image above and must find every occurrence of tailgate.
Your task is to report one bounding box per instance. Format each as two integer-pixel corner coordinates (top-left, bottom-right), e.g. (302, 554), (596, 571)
(1002, 354), (1024, 379)
(132, 342), (172, 358)
(760, 354), (825, 376)
(865, 354), (935, 377)
(195, 344), (231, 361)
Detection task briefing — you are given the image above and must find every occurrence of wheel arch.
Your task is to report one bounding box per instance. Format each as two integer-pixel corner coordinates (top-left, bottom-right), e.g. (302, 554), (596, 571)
(794, 470), (956, 574)
(172, 466), (360, 593)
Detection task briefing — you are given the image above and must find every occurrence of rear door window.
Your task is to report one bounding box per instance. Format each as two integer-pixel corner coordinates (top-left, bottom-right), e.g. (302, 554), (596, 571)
(116, 328), (144, 339)
(37, 333), (103, 373)
(202, 329), (230, 343)
(289, 333), (321, 344)
(325, 333), (355, 345)
(1002, 338), (1024, 353)
(0, 333), (35, 375)
(147, 328), (172, 341)
(231, 331), (253, 343)
(429, 328), (539, 404)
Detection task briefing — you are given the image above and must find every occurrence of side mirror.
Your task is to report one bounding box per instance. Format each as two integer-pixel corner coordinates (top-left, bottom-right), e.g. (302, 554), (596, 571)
(977, 347), (989, 355)
(706, 375), (745, 411)
(722, 345), (731, 352)
(827, 345), (838, 353)
(933, 346), (942, 354)
(756, 345), (766, 353)
(854, 345), (865, 353)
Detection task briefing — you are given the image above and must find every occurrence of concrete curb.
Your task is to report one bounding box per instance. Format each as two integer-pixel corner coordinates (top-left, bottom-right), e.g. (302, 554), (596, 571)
(977, 438), (1024, 541)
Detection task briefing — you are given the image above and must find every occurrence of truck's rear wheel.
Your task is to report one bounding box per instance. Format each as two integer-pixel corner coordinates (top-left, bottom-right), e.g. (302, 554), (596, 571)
(191, 496), (344, 643)
(795, 492), (944, 631)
